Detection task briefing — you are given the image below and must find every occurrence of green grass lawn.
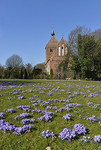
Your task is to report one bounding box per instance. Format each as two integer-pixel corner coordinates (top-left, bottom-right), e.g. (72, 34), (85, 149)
(0, 79), (101, 150)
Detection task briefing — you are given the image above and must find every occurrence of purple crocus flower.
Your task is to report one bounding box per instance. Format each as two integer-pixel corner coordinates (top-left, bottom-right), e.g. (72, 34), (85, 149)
(74, 123), (87, 135)
(0, 112), (5, 119)
(6, 108), (16, 113)
(94, 135), (101, 143)
(63, 114), (72, 120)
(41, 130), (55, 140)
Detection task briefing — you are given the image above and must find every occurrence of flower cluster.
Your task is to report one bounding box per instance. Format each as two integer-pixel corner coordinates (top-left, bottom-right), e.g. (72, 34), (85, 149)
(46, 106), (52, 110)
(86, 101), (94, 106)
(52, 106), (57, 109)
(88, 93), (100, 98)
(38, 110), (54, 122)
(74, 92), (80, 96)
(18, 95), (24, 99)
(15, 113), (29, 120)
(31, 108), (41, 113)
(99, 122), (101, 126)
(41, 130), (55, 140)
(93, 104), (100, 110)
(8, 97), (13, 100)
(68, 95), (74, 98)
(28, 89), (33, 92)
(48, 99), (53, 102)
(63, 114), (72, 120)
(42, 101), (50, 105)
(74, 123), (87, 135)
(60, 90), (66, 92)
(13, 92), (18, 95)
(46, 106), (57, 110)
(87, 115), (98, 123)
(80, 136), (90, 142)
(66, 103), (81, 108)
(17, 105), (30, 112)
(0, 112), (5, 119)
(94, 135), (101, 142)
(38, 114), (52, 122)
(41, 111), (54, 116)
(59, 123), (87, 142)
(48, 91), (53, 96)
(52, 88), (59, 91)
(14, 124), (33, 135)
(0, 119), (15, 133)
(56, 106), (71, 113)
(20, 118), (35, 124)
(29, 97), (33, 100)
(39, 91), (44, 94)
(58, 128), (76, 141)
(6, 108), (16, 113)
(34, 95), (38, 98)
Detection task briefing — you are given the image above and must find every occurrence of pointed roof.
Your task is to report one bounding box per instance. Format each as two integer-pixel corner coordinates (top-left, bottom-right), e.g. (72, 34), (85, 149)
(45, 35), (59, 48)
(51, 29), (55, 36)
(58, 37), (67, 46)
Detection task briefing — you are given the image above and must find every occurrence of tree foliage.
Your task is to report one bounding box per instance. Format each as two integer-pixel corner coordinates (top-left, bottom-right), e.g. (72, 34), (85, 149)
(71, 33), (99, 80)
(58, 48), (72, 79)
(0, 65), (4, 79)
(93, 39), (101, 79)
(25, 63), (33, 79)
(50, 69), (53, 79)
(59, 26), (101, 80)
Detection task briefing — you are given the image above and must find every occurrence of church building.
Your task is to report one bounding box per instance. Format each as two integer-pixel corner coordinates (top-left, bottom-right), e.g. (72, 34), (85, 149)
(45, 29), (69, 78)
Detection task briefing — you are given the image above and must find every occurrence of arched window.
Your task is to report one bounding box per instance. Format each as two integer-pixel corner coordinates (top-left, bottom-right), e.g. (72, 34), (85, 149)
(62, 44), (64, 56)
(50, 49), (53, 52)
(65, 47), (68, 55)
(58, 47), (61, 56)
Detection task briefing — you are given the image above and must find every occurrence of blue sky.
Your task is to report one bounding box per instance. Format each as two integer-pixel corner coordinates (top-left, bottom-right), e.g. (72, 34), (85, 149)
(0, 0), (101, 67)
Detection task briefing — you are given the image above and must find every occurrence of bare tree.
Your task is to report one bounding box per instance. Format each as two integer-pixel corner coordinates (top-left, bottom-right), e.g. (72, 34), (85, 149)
(67, 26), (90, 55)
(5, 54), (23, 68)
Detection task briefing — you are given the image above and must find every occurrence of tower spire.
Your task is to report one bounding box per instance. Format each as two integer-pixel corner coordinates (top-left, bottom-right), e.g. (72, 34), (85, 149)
(51, 28), (55, 36)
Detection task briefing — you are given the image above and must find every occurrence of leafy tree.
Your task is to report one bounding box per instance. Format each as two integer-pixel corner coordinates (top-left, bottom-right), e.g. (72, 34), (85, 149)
(4, 67), (12, 79)
(78, 34), (82, 56)
(58, 49), (72, 79)
(93, 39), (101, 80)
(32, 66), (45, 79)
(33, 67), (36, 79)
(19, 67), (24, 79)
(71, 55), (80, 79)
(71, 34), (96, 79)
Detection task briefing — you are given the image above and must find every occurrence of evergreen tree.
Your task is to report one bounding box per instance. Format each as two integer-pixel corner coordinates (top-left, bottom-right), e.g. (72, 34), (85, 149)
(78, 34), (82, 56)
(20, 68), (23, 79)
(50, 69), (53, 79)
(33, 67), (36, 79)
(93, 39), (101, 80)
(24, 69), (28, 79)
(71, 34), (96, 79)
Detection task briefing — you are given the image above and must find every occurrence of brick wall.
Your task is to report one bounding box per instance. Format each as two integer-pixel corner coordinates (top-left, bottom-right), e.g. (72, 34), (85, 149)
(45, 35), (69, 78)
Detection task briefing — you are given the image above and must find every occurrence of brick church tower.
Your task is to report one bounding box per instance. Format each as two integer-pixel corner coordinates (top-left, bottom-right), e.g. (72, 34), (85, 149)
(45, 29), (69, 78)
